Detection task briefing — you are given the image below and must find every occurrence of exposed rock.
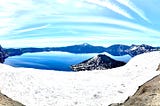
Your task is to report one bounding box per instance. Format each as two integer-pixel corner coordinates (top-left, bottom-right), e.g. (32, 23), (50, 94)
(71, 54), (126, 71)
(156, 64), (160, 71)
(0, 91), (24, 106)
(110, 74), (160, 106)
(0, 45), (8, 63)
(109, 103), (122, 106)
(126, 44), (159, 57)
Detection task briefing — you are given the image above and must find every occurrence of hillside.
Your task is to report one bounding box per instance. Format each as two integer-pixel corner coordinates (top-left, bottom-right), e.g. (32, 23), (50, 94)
(123, 74), (160, 106)
(110, 74), (160, 106)
(0, 45), (8, 63)
(0, 51), (160, 106)
(0, 92), (24, 106)
(71, 54), (126, 71)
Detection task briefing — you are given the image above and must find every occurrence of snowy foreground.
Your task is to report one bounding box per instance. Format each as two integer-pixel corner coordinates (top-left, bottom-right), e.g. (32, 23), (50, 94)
(0, 51), (160, 106)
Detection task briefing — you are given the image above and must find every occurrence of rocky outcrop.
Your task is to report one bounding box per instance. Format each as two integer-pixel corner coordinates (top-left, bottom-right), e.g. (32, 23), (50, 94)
(156, 64), (160, 71)
(71, 54), (126, 71)
(0, 91), (24, 106)
(0, 45), (8, 63)
(126, 44), (159, 57)
(110, 74), (160, 106)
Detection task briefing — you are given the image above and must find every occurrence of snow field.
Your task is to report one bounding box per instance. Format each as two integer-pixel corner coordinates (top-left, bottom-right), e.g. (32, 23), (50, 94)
(0, 51), (160, 106)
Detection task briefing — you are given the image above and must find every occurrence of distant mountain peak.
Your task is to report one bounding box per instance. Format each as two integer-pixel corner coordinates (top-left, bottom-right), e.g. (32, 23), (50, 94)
(93, 54), (113, 63)
(81, 43), (90, 46)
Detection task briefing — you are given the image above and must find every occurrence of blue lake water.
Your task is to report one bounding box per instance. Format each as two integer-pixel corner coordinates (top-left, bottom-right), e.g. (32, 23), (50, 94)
(4, 51), (132, 71)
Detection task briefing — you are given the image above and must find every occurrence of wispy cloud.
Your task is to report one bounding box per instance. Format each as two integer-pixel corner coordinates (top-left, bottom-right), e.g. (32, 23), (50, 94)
(15, 24), (50, 34)
(51, 16), (159, 36)
(0, 0), (61, 36)
(0, 0), (159, 47)
(85, 0), (133, 19)
(1, 34), (159, 48)
(116, 0), (150, 23)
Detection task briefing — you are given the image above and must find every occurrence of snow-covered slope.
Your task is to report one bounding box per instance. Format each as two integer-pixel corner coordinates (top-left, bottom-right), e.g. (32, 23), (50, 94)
(0, 51), (160, 106)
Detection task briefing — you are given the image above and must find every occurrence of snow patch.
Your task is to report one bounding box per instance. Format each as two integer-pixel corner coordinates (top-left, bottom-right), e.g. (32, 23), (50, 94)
(130, 46), (138, 50)
(0, 51), (160, 106)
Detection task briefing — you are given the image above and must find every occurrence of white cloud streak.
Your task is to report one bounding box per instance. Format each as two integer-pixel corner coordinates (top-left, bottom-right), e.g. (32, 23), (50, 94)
(1, 34), (159, 48)
(116, 0), (150, 23)
(16, 24), (50, 34)
(50, 16), (159, 36)
(0, 0), (61, 36)
(85, 0), (133, 19)
(0, 0), (159, 48)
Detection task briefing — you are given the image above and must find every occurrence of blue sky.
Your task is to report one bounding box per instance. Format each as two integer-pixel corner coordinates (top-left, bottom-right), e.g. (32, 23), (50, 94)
(0, 0), (160, 48)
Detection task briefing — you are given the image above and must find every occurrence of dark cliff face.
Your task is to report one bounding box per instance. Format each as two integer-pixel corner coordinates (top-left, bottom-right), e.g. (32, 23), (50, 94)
(71, 54), (126, 71)
(0, 45), (8, 63)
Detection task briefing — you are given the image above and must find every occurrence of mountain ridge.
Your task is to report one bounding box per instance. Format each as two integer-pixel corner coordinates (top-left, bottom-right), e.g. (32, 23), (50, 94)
(4, 43), (160, 58)
(0, 45), (8, 63)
